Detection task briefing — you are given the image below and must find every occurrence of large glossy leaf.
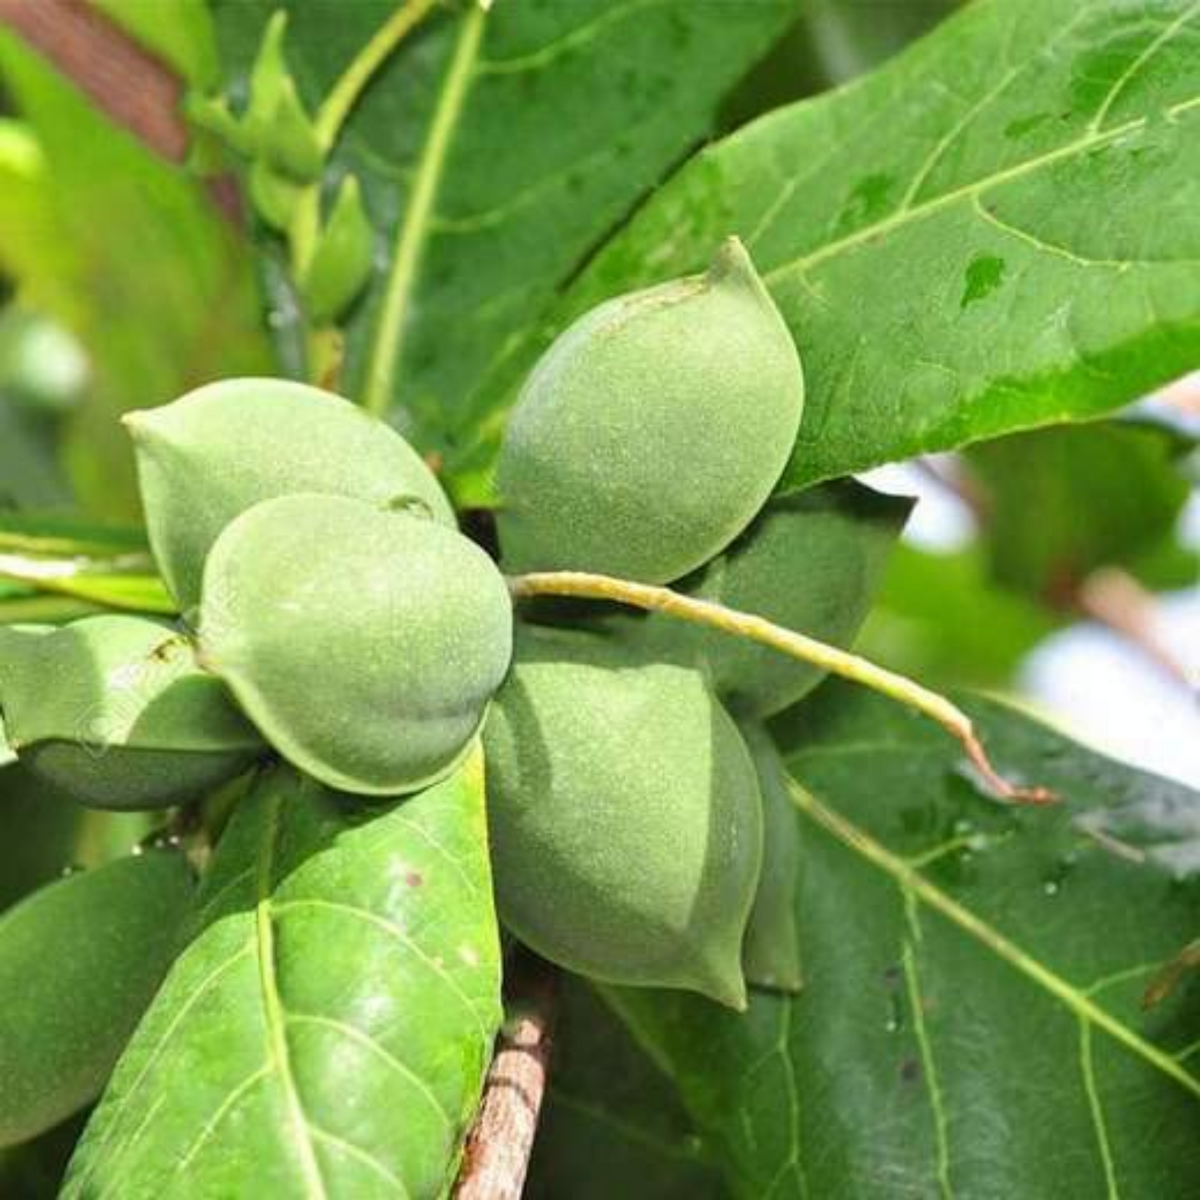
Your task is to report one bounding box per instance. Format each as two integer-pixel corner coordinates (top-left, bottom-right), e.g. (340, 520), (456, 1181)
(525, 977), (722, 1200)
(213, 0), (800, 483)
(481, 0), (1200, 493)
(64, 756), (502, 1198)
(0, 36), (271, 516)
(601, 682), (1200, 1196)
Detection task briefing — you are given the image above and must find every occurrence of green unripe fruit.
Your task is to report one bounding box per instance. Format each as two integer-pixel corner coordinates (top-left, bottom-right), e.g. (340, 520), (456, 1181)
(126, 377), (455, 611)
(0, 850), (193, 1147)
(497, 237), (804, 583)
(0, 616), (262, 810)
(636, 479), (911, 717)
(739, 720), (802, 993)
(484, 625), (762, 1008)
(200, 493), (513, 797)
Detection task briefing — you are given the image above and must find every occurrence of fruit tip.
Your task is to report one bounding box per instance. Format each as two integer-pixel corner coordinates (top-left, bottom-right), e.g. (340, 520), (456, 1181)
(707, 234), (766, 295)
(700, 966), (749, 1012)
(120, 408), (160, 438)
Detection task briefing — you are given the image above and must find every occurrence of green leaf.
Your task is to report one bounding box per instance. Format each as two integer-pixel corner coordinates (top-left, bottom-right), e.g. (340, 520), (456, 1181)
(0, 36), (273, 516)
(213, 0), (800, 481)
(0, 762), (155, 911)
(512, 0), (1200, 495)
(0, 558), (175, 615)
(0, 850), (194, 1148)
(0, 400), (69, 509)
(0, 509), (148, 559)
(0, 588), (102, 626)
(64, 756), (502, 1197)
(525, 977), (723, 1200)
(965, 418), (1196, 600)
(600, 682), (1200, 1196)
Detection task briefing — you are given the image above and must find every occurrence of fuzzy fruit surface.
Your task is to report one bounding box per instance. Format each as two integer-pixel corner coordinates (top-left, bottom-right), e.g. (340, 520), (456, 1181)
(0, 850), (193, 1147)
(127, 377), (454, 611)
(484, 624), (762, 1008)
(200, 493), (513, 796)
(637, 479), (911, 716)
(497, 238), (804, 583)
(0, 616), (262, 810)
(739, 720), (803, 992)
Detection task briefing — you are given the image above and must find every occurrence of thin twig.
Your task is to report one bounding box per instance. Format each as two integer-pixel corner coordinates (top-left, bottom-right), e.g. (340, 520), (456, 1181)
(314, 0), (440, 148)
(1075, 566), (1195, 692)
(454, 954), (558, 1199)
(508, 570), (1055, 805)
(0, 0), (242, 221)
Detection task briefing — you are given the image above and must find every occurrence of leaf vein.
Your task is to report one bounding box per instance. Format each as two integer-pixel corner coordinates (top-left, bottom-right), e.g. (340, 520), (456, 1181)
(766, 91), (1200, 287)
(1080, 1020), (1121, 1199)
(903, 896), (953, 1200)
(286, 1012), (455, 1131)
(474, 0), (670, 75)
(787, 779), (1200, 1100)
(308, 1124), (410, 1195)
(255, 790), (327, 1199)
(271, 898), (490, 1042)
(72, 943), (256, 1191)
(174, 1064), (273, 1174)
(388, 812), (482, 898)
(1089, 1), (1200, 133)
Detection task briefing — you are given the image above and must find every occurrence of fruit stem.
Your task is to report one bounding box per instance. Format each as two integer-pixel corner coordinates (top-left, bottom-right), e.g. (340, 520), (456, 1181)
(506, 571), (1055, 806)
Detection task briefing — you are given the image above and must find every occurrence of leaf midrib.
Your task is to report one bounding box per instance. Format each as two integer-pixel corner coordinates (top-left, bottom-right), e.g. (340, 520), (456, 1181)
(762, 69), (1200, 286)
(255, 784), (328, 1199)
(785, 777), (1200, 1100)
(362, 4), (487, 417)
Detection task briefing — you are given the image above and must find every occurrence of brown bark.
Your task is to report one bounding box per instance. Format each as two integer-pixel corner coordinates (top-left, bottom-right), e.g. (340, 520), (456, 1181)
(454, 956), (558, 1200)
(0, 0), (188, 161)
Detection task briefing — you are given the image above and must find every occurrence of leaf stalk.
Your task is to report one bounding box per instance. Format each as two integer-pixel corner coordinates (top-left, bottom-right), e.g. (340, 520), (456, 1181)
(506, 570), (1054, 805)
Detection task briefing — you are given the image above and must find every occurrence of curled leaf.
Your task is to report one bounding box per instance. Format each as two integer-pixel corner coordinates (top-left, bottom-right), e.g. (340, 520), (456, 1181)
(301, 174), (375, 324)
(244, 11), (323, 182)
